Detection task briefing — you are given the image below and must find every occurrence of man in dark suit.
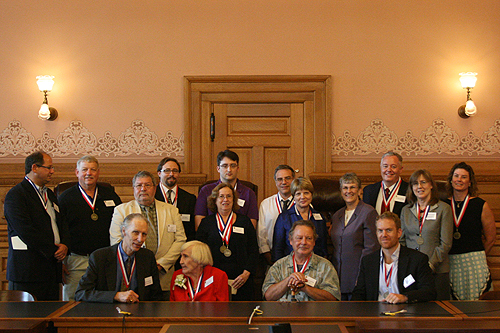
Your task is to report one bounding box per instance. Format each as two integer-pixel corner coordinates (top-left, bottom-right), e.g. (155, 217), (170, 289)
(155, 157), (196, 241)
(362, 151), (409, 217)
(352, 212), (436, 303)
(75, 213), (162, 303)
(4, 151), (69, 300)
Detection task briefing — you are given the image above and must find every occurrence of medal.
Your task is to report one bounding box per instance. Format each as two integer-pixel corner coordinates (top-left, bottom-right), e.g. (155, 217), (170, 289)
(91, 213), (98, 221)
(453, 231), (461, 240)
(223, 248), (232, 257)
(451, 195), (469, 241)
(417, 236), (424, 245)
(220, 244), (227, 253)
(383, 291), (389, 298)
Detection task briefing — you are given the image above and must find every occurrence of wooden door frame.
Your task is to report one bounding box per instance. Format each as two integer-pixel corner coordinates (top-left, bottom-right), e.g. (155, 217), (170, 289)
(184, 75), (332, 178)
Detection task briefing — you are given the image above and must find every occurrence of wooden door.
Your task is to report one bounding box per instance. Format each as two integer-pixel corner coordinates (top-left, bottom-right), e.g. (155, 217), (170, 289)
(185, 76), (331, 203)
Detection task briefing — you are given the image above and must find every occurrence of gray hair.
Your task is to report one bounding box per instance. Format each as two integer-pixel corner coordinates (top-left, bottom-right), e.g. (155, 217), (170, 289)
(288, 219), (318, 241)
(76, 155), (99, 169)
(380, 151), (403, 165)
(180, 241), (214, 266)
(339, 172), (361, 189)
(132, 170), (156, 186)
(121, 213), (148, 237)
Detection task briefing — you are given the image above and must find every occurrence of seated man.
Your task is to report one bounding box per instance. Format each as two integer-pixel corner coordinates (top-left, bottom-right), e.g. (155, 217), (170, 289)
(262, 220), (340, 301)
(351, 211), (436, 303)
(75, 213), (163, 303)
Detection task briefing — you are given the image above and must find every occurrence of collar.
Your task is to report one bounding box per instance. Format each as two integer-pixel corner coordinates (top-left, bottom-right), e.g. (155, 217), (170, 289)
(380, 243), (401, 264)
(286, 252), (317, 270)
(382, 178), (401, 191)
(277, 192), (292, 201)
(118, 242), (135, 262)
(161, 183), (178, 193)
(139, 200), (156, 211)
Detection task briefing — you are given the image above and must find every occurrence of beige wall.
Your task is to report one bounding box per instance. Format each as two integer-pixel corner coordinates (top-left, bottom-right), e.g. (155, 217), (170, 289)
(1, 0), (499, 164)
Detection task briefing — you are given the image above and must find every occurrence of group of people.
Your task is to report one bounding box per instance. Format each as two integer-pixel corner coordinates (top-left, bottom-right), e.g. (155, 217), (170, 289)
(3, 149), (495, 304)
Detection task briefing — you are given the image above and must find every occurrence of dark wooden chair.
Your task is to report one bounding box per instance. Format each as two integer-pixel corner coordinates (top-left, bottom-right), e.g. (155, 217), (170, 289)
(310, 178), (345, 223)
(54, 181), (115, 198)
(198, 180), (258, 198)
(479, 291), (500, 300)
(0, 290), (36, 301)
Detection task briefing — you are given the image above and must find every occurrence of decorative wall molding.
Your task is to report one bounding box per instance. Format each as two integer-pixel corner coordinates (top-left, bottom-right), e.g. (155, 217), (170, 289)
(1, 118), (500, 159)
(0, 120), (183, 158)
(332, 118), (500, 156)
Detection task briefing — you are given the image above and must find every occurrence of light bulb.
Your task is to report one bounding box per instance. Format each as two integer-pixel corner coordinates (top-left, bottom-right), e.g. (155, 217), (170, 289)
(465, 100), (477, 117)
(38, 103), (51, 120)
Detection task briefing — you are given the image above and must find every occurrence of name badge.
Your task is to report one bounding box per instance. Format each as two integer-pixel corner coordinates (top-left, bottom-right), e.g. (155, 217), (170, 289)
(427, 212), (437, 220)
(233, 226), (244, 234)
(11, 236), (28, 250)
(403, 274), (415, 288)
(312, 213), (322, 220)
(305, 275), (317, 287)
(104, 200), (116, 207)
(167, 224), (177, 232)
(237, 198), (245, 207)
(181, 214), (191, 222)
(205, 275), (214, 287)
(395, 195), (406, 203)
(144, 276), (153, 286)
(53, 203), (60, 213)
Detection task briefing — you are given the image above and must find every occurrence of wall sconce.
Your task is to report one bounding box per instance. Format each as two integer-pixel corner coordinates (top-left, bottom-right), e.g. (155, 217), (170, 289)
(36, 75), (58, 121)
(458, 72), (477, 118)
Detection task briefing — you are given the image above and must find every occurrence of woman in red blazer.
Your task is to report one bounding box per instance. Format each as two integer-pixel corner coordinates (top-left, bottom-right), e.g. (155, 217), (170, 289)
(170, 241), (229, 301)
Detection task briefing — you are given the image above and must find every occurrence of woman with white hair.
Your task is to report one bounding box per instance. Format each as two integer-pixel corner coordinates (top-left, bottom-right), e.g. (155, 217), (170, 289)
(170, 241), (229, 301)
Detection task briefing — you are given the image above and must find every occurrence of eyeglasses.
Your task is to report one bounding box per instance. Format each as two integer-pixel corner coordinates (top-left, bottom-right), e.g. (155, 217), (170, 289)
(276, 176), (293, 183)
(134, 183), (154, 189)
(219, 163), (238, 169)
(161, 169), (179, 174)
(412, 180), (428, 186)
(36, 165), (55, 170)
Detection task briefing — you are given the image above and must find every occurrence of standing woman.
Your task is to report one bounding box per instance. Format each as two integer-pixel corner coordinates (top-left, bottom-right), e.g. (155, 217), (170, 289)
(196, 183), (259, 301)
(272, 177), (328, 262)
(445, 162), (496, 300)
(330, 173), (379, 300)
(400, 169), (453, 300)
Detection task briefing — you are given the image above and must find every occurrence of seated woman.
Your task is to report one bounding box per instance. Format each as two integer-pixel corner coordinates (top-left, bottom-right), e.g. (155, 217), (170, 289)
(170, 241), (229, 301)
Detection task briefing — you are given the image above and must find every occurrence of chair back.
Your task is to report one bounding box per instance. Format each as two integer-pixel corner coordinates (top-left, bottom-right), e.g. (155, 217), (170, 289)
(479, 291), (500, 300)
(55, 181), (115, 198)
(0, 290), (36, 301)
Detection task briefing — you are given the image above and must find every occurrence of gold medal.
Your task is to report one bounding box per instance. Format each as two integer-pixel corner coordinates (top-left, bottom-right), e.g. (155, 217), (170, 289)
(417, 236), (424, 245)
(220, 244), (227, 253)
(91, 213), (98, 221)
(223, 248), (232, 257)
(453, 231), (461, 240)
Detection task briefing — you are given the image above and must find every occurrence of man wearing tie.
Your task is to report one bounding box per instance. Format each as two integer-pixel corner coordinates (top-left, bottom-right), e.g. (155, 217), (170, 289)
(362, 151), (409, 217)
(155, 157), (196, 241)
(4, 151), (69, 300)
(110, 171), (186, 299)
(75, 213), (163, 303)
(257, 165), (295, 266)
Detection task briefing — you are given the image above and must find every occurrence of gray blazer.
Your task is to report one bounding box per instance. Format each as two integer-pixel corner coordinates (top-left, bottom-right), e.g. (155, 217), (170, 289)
(400, 201), (453, 274)
(330, 201), (379, 294)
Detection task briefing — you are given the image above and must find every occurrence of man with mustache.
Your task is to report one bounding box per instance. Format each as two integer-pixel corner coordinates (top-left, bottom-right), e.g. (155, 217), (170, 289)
(155, 157), (196, 241)
(59, 155), (122, 300)
(75, 213), (162, 303)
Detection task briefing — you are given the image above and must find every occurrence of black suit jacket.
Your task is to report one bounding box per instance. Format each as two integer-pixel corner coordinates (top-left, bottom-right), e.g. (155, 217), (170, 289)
(362, 180), (409, 217)
(75, 244), (163, 303)
(4, 178), (69, 283)
(155, 185), (196, 241)
(351, 245), (436, 303)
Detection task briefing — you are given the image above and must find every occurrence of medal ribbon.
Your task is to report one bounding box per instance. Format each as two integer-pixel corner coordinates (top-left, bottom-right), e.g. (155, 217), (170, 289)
(293, 253), (312, 274)
(294, 205), (312, 219)
(79, 184), (98, 211)
(25, 176), (48, 210)
(384, 263), (393, 288)
(451, 195), (470, 229)
(216, 212), (235, 246)
(417, 203), (431, 234)
(117, 247), (136, 290)
(186, 273), (204, 301)
(275, 195), (283, 214)
(160, 184), (178, 205)
(381, 178), (401, 212)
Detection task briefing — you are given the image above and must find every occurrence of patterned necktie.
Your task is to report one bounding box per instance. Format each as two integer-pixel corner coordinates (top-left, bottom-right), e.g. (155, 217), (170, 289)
(142, 205), (158, 254)
(384, 188), (391, 200)
(121, 257), (132, 291)
(282, 199), (290, 211)
(381, 188), (391, 213)
(167, 189), (173, 204)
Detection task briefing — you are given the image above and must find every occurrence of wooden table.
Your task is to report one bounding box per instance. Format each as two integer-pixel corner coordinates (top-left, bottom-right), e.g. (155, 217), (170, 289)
(52, 301), (458, 333)
(160, 324), (348, 333)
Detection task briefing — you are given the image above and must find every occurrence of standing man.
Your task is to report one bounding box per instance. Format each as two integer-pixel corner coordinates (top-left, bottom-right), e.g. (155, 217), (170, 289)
(194, 150), (258, 230)
(4, 151), (69, 300)
(155, 157), (196, 241)
(363, 151), (408, 217)
(258, 165), (295, 266)
(59, 155), (122, 300)
(351, 212), (436, 303)
(110, 171), (186, 299)
(75, 213), (163, 303)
